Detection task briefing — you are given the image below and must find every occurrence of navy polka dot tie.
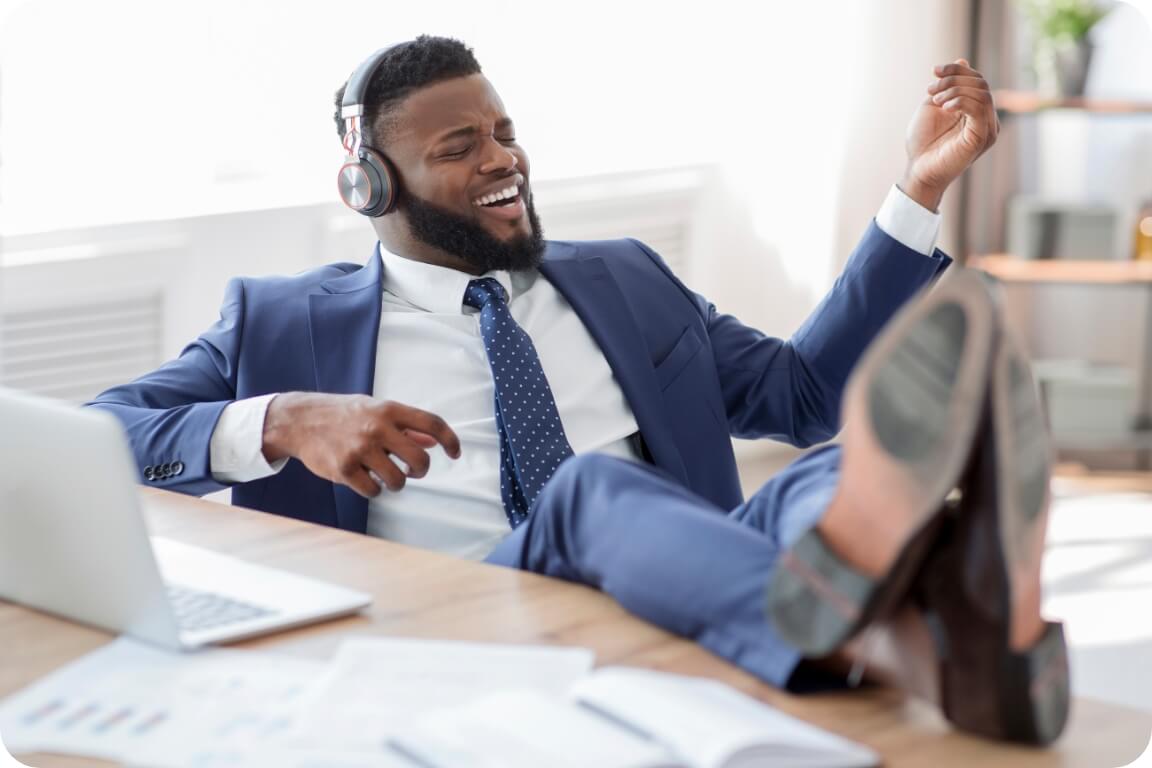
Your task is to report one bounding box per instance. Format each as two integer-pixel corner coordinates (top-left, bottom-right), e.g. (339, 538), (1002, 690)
(464, 278), (574, 528)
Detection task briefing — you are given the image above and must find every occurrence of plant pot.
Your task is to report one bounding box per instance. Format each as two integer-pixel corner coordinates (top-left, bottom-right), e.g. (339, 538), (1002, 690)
(1055, 38), (1095, 97)
(1035, 38), (1095, 98)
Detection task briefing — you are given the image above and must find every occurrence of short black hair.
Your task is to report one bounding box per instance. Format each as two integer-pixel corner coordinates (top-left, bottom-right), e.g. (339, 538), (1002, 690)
(333, 36), (481, 147)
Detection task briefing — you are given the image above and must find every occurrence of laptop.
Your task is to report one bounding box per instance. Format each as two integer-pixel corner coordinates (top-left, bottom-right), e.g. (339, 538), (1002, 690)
(0, 387), (372, 651)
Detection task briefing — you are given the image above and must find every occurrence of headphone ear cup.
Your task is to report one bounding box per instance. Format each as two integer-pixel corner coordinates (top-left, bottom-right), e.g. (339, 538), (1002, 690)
(337, 148), (398, 217)
(358, 148), (398, 217)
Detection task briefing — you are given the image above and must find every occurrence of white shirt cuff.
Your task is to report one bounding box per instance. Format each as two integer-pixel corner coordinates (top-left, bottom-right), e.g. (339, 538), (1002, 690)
(209, 393), (288, 483)
(875, 184), (942, 257)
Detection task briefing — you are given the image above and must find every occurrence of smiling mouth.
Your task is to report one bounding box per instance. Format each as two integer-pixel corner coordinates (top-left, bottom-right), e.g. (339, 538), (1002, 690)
(471, 181), (528, 223)
(471, 179), (525, 209)
(479, 192), (520, 208)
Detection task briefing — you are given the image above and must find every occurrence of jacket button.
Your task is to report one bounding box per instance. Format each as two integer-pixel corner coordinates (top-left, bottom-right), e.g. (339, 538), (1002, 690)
(172, 461), (185, 476)
(143, 466), (155, 481)
(160, 463), (172, 479)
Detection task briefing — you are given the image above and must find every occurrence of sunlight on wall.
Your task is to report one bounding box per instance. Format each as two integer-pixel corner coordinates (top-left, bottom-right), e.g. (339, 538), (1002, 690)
(0, 0), (863, 300)
(1088, 1), (1152, 98)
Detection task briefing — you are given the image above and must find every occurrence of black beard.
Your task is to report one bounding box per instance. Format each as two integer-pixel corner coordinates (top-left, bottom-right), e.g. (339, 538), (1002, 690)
(402, 190), (545, 273)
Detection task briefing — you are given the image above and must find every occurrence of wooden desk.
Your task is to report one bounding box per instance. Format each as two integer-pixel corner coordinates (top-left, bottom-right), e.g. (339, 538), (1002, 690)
(3, 489), (1149, 767)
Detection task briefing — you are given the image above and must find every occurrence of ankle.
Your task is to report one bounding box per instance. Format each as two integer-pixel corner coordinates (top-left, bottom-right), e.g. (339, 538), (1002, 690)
(817, 492), (904, 579)
(1010, 584), (1046, 651)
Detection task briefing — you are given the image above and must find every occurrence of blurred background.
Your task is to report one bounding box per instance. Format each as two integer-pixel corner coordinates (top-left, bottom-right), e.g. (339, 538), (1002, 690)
(1, 0), (1151, 716)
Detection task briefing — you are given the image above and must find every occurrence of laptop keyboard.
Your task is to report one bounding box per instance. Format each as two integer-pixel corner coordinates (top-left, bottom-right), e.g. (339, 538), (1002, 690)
(166, 584), (277, 632)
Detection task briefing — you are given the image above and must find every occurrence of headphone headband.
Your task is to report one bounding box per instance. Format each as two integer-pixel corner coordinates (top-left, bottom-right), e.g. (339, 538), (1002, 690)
(341, 46), (396, 121)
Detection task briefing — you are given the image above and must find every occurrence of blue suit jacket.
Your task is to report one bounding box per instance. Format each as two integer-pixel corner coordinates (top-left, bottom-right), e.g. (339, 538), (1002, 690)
(89, 223), (948, 531)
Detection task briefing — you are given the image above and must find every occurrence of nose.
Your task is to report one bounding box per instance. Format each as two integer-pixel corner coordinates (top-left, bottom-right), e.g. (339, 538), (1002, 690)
(477, 136), (519, 175)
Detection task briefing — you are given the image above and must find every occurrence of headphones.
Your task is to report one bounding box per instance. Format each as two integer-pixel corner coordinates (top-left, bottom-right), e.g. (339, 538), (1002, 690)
(337, 47), (399, 217)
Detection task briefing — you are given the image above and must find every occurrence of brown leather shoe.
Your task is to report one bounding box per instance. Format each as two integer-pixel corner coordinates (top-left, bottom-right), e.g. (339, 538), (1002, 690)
(914, 331), (1070, 746)
(767, 269), (997, 657)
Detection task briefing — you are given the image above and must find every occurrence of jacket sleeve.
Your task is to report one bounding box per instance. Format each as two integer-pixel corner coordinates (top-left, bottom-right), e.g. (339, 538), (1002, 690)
(85, 277), (251, 496)
(633, 221), (950, 447)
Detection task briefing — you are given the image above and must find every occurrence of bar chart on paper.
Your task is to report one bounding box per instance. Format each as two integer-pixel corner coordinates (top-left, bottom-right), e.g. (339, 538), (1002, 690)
(0, 638), (326, 767)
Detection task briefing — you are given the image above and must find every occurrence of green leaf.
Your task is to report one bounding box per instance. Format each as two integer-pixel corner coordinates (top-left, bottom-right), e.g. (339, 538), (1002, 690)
(1019, 0), (1110, 42)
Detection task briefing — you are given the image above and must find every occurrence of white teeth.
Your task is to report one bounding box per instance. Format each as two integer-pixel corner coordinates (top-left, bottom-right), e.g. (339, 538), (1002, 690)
(473, 184), (520, 207)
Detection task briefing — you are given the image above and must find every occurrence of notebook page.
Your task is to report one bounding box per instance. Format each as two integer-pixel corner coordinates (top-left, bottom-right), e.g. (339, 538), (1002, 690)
(393, 689), (684, 768)
(570, 668), (878, 768)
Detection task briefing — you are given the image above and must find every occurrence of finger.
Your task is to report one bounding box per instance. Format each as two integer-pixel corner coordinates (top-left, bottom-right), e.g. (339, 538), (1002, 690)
(387, 405), (462, 459)
(939, 95), (997, 134)
(932, 86), (994, 108)
(385, 436), (432, 479)
(940, 94), (992, 113)
(928, 75), (989, 95)
(342, 464), (383, 498)
(361, 449), (408, 491)
(404, 429), (440, 449)
(934, 61), (982, 79)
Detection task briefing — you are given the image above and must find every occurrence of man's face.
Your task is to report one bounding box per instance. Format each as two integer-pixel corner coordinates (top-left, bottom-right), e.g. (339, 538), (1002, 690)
(383, 74), (543, 272)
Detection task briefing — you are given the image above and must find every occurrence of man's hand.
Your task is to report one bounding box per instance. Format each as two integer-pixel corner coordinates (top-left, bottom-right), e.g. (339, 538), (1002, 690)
(261, 392), (461, 499)
(902, 59), (1000, 212)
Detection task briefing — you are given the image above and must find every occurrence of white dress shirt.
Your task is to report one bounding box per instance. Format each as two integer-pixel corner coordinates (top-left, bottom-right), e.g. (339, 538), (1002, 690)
(210, 184), (941, 559)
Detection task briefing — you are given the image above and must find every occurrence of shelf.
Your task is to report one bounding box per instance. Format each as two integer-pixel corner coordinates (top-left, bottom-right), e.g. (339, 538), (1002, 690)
(972, 255), (1152, 284)
(1052, 430), (1152, 452)
(993, 90), (1152, 115)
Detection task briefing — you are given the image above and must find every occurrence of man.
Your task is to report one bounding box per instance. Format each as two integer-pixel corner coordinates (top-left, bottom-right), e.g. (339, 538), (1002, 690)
(89, 36), (1067, 744)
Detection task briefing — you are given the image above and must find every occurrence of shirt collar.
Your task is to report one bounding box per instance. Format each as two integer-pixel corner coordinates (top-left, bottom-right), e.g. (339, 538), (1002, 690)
(377, 242), (515, 315)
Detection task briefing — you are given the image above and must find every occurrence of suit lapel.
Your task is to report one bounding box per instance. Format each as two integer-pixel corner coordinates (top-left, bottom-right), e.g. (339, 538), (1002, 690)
(307, 248), (384, 533)
(541, 248), (689, 487)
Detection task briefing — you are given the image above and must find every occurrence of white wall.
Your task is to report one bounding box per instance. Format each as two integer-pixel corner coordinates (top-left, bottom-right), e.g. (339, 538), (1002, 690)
(0, 2), (980, 461)
(831, 0), (970, 270)
(0, 2), (972, 336)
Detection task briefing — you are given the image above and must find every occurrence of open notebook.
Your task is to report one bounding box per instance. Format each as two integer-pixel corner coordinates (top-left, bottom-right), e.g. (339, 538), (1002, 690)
(390, 667), (879, 768)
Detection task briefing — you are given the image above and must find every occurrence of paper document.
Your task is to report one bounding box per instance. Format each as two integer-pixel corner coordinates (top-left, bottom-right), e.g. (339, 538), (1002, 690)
(0, 638), (325, 767)
(1, 638), (873, 768)
(291, 637), (595, 752)
(393, 667), (878, 768)
(189, 747), (421, 768)
(571, 667), (879, 768)
(393, 689), (682, 768)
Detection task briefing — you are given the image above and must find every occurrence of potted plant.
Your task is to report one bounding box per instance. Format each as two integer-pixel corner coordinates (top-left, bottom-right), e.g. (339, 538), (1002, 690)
(1021, 0), (1112, 97)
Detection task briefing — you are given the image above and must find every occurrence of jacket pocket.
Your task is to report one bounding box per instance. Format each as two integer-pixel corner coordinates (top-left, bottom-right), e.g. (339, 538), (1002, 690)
(655, 325), (704, 391)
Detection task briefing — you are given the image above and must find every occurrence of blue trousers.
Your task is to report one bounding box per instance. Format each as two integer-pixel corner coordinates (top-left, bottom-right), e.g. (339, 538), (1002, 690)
(485, 445), (842, 689)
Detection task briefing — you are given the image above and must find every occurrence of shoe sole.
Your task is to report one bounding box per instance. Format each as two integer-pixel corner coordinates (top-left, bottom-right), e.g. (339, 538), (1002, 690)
(927, 335), (1070, 745)
(767, 269), (997, 657)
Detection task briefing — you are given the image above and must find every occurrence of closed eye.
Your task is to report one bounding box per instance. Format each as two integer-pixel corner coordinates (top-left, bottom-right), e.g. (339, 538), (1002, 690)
(439, 145), (472, 159)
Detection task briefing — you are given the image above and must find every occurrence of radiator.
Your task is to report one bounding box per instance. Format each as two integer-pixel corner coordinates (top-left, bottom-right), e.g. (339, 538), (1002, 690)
(0, 293), (164, 403)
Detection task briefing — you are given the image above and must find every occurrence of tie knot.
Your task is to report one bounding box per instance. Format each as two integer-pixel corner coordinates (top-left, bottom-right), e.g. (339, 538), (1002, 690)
(463, 278), (508, 310)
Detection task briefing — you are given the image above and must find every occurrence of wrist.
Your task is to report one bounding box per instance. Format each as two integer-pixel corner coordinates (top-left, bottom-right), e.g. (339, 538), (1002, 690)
(262, 392), (304, 462)
(898, 176), (945, 214)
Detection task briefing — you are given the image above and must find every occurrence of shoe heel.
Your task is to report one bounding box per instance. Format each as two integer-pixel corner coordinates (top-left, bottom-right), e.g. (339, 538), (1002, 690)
(937, 618), (1070, 746)
(768, 530), (877, 657)
(1001, 621), (1071, 746)
(768, 519), (942, 657)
